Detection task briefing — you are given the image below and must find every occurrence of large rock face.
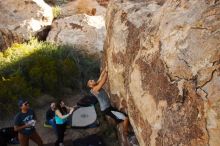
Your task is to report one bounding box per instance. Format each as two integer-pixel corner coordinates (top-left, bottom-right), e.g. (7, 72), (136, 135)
(47, 14), (106, 57)
(104, 0), (220, 146)
(0, 0), (53, 51)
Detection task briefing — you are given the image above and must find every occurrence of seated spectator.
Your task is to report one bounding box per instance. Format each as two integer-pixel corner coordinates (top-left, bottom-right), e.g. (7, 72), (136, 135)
(45, 102), (56, 129)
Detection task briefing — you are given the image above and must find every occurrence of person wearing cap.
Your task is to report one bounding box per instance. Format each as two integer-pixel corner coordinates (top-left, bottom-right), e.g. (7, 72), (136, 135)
(14, 100), (43, 146)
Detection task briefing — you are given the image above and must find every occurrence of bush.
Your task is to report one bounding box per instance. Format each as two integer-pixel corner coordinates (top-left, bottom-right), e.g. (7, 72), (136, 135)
(52, 6), (61, 18)
(0, 39), (80, 115)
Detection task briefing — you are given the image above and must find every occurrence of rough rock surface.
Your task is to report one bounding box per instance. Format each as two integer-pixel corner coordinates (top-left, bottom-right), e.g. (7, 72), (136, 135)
(61, 0), (106, 17)
(0, 28), (24, 51)
(0, 0), (53, 51)
(104, 0), (220, 146)
(96, 0), (110, 7)
(47, 14), (106, 57)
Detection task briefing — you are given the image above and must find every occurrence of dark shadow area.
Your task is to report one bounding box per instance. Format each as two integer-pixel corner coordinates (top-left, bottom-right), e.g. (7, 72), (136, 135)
(36, 26), (52, 41)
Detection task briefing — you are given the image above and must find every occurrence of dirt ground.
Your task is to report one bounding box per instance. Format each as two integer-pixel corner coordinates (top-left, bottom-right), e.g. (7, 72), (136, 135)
(1, 93), (119, 146)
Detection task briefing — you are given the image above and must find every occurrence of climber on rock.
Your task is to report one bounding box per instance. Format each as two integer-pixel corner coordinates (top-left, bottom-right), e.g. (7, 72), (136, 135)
(87, 66), (129, 135)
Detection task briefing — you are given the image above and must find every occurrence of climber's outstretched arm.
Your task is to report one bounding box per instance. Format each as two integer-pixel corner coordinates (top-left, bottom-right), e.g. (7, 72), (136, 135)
(93, 69), (108, 92)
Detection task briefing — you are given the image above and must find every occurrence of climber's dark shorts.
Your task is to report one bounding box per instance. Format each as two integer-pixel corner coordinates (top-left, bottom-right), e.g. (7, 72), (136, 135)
(103, 106), (127, 123)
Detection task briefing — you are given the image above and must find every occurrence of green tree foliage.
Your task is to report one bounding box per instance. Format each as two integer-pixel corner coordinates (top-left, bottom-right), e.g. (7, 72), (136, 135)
(0, 39), (80, 115)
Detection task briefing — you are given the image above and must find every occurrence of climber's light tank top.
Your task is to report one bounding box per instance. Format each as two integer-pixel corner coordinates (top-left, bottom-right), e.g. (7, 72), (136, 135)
(90, 88), (111, 111)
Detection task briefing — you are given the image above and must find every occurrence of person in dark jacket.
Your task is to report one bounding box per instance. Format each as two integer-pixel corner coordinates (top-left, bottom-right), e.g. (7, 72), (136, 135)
(14, 99), (43, 146)
(46, 102), (56, 129)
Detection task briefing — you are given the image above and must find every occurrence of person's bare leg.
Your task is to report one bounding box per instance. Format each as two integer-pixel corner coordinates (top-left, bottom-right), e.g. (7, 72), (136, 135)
(123, 117), (129, 136)
(29, 131), (43, 146)
(118, 119), (129, 146)
(105, 115), (117, 125)
(18, 133), (29, 146)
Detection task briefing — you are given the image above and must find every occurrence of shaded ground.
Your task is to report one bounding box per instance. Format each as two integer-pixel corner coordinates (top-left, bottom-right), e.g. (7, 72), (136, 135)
(1, 93), (119, 146)
(44, 140), (72, 146)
